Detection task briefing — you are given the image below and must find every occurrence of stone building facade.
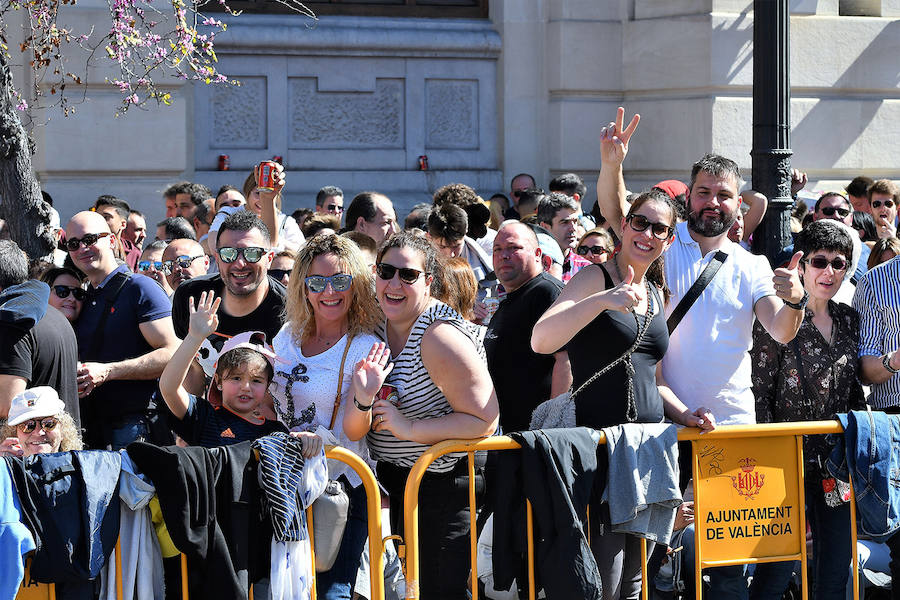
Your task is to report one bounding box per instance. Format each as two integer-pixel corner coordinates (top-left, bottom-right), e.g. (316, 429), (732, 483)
(19, 0), (900, 225)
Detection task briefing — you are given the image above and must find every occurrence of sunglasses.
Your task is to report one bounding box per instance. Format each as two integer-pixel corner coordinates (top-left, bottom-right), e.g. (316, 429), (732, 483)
(324, 205), (343, 214)
(53, 285), (86, 301)
(166, 255), (205, 270)
(16, 417), (60, 434)
(872, 199), (896, 209)
(137, 260), (169, 274)
(819, 206), (851, 218)
(376, 263), (428, 284)
(577, 245), (609, 257)
(64, 232), (110, 251)
(217, 247), (267, 263)
(626, 214), (674, 240)
(305, 273), (353, 293)
(268, 269), (291, 281)
(804, 256), (848, 271)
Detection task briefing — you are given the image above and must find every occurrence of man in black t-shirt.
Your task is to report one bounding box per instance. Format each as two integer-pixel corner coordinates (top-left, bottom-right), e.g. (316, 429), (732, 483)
(172, 210), (286, 395)
(0, 240), (80, 426)
(484, 222), (571, 433)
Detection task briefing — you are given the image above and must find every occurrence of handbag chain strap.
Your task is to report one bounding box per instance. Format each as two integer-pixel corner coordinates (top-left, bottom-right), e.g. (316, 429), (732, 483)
(570, 279), (654, 422)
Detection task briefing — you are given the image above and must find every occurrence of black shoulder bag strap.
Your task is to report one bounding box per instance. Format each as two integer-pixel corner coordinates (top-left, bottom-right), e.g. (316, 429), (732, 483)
(667, 250), (728, 335)
(87, 271), (131, 358)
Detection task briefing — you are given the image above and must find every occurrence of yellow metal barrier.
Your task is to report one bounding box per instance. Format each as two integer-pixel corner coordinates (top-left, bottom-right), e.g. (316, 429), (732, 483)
(17, 445), (385, 600)
(401, 421), (860, 600)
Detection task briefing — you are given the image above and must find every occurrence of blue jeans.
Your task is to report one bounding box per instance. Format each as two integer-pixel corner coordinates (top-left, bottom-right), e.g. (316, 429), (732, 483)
(751, 481), (850, 600)
(315, 480), (369, 600)
(108, 415), (149, 450)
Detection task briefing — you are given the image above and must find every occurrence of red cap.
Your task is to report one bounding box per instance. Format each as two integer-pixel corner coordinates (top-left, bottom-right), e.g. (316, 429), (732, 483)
(654, 180), (689, 200)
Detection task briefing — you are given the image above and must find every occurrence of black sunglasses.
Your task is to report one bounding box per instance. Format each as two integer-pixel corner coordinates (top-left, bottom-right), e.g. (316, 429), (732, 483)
(64, 232), (110, 251)
(804, 256), (848, 271)
(305, 274), (353, 293)
(577, 245), (609, 257)
(376, 263), (428, 284)
(17, 417), (59, 434)
(165, 255), (205, 270)
(820, 206), (851, 218)
(626, 214), (674, 240)
(268, 269), (291, 281)
(872, 199), (896, 209)
(217, 247), (267, 263)
(52, 285), (86, 301)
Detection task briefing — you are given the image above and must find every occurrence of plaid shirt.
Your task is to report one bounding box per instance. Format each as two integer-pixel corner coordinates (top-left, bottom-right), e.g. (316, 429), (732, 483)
(562, 251), (592, 284)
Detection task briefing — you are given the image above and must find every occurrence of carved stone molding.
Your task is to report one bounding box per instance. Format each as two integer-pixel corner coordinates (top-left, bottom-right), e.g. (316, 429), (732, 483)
(289, 77), (405, 149)
(426, 79), (479, 149)
(210, 76), (267, 148)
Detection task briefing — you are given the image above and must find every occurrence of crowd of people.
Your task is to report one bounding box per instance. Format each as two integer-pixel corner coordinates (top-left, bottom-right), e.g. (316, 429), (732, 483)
(2, 105), (900, 600)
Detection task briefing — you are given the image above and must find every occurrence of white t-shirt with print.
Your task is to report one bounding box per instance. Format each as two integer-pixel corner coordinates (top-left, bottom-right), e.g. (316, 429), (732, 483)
(662, 222), (776, 426)
(270, 324), (380, 487)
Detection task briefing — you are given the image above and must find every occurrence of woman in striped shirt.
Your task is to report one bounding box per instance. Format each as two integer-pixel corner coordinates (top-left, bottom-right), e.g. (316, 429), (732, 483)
(346, 231), (499, 600)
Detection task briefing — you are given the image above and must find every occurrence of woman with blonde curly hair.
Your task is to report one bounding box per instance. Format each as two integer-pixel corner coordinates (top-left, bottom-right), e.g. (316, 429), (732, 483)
(1, 387), (82, 457)
(269, 233), (381, 599)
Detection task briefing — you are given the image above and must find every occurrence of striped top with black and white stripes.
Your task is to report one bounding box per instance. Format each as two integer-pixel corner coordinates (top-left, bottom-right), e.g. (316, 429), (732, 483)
(367, 300), (486, 473)
(852, 256), (900, 408)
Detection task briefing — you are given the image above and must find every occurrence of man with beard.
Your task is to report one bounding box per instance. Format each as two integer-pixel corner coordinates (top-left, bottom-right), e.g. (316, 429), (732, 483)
(596, 108), (806, 599)
(171, 210), (286, 396)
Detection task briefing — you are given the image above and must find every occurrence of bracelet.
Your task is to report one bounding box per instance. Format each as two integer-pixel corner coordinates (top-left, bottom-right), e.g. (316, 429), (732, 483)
(782, 290), (809, 311)
(883, 353), (900, 375)
(353, 396), (374, 411)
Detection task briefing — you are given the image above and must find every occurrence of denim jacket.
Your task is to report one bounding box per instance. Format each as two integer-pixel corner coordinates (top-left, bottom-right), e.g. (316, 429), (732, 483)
(826, 410), (900, 542)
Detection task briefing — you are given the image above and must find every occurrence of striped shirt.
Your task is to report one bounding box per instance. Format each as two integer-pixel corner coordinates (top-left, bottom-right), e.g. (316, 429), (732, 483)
(367, 300), (486, 473)
(253, 432), (329, 541)
(852, 256), (900, 408)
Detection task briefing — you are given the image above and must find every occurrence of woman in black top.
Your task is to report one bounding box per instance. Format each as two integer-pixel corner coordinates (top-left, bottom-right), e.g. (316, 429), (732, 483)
(533, 188), (714, 600)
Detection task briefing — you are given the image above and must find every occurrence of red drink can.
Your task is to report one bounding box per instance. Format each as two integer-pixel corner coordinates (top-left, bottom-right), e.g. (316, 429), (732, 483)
(257, 161), (277, 191)
(217, 154), (230, 171)
(418, 155), (429, 171)
(376, 383), (399, 406)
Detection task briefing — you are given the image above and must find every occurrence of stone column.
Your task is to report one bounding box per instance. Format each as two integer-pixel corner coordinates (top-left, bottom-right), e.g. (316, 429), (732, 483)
(750, 0), (793, 264)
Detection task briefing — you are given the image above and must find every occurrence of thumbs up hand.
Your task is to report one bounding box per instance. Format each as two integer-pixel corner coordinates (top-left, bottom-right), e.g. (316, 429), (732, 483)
(773, 251), (806, 305)
(603, 264), (645, 313)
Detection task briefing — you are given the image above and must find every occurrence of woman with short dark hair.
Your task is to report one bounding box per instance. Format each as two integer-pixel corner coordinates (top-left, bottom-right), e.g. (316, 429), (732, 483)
(751, 219), (864, 600)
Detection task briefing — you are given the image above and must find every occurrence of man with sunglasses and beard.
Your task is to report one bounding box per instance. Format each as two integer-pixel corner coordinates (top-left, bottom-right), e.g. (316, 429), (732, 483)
(597, 108), (807, 600)
(65, 211), (179, 449)
(171, 210), (287, 397)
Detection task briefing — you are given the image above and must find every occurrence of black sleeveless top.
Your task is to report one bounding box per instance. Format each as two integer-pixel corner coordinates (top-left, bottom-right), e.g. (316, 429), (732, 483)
(568, 264), (668, 429)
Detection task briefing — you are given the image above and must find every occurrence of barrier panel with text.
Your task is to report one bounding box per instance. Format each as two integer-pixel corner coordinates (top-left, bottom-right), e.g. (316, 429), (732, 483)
(400, 422), (860, 600)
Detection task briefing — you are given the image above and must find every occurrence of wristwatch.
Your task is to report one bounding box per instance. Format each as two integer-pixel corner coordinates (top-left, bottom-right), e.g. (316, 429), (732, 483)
(883, 352), (900, 375)
(353, 396), (374, 411)
(782, 290), (810, 311)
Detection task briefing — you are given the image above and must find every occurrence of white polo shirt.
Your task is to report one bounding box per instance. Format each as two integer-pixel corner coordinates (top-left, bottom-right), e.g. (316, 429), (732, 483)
(662, 222), (776, 425)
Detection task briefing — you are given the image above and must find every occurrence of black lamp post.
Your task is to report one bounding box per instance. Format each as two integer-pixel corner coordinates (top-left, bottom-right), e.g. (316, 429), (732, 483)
(750, 0), (794, 264)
